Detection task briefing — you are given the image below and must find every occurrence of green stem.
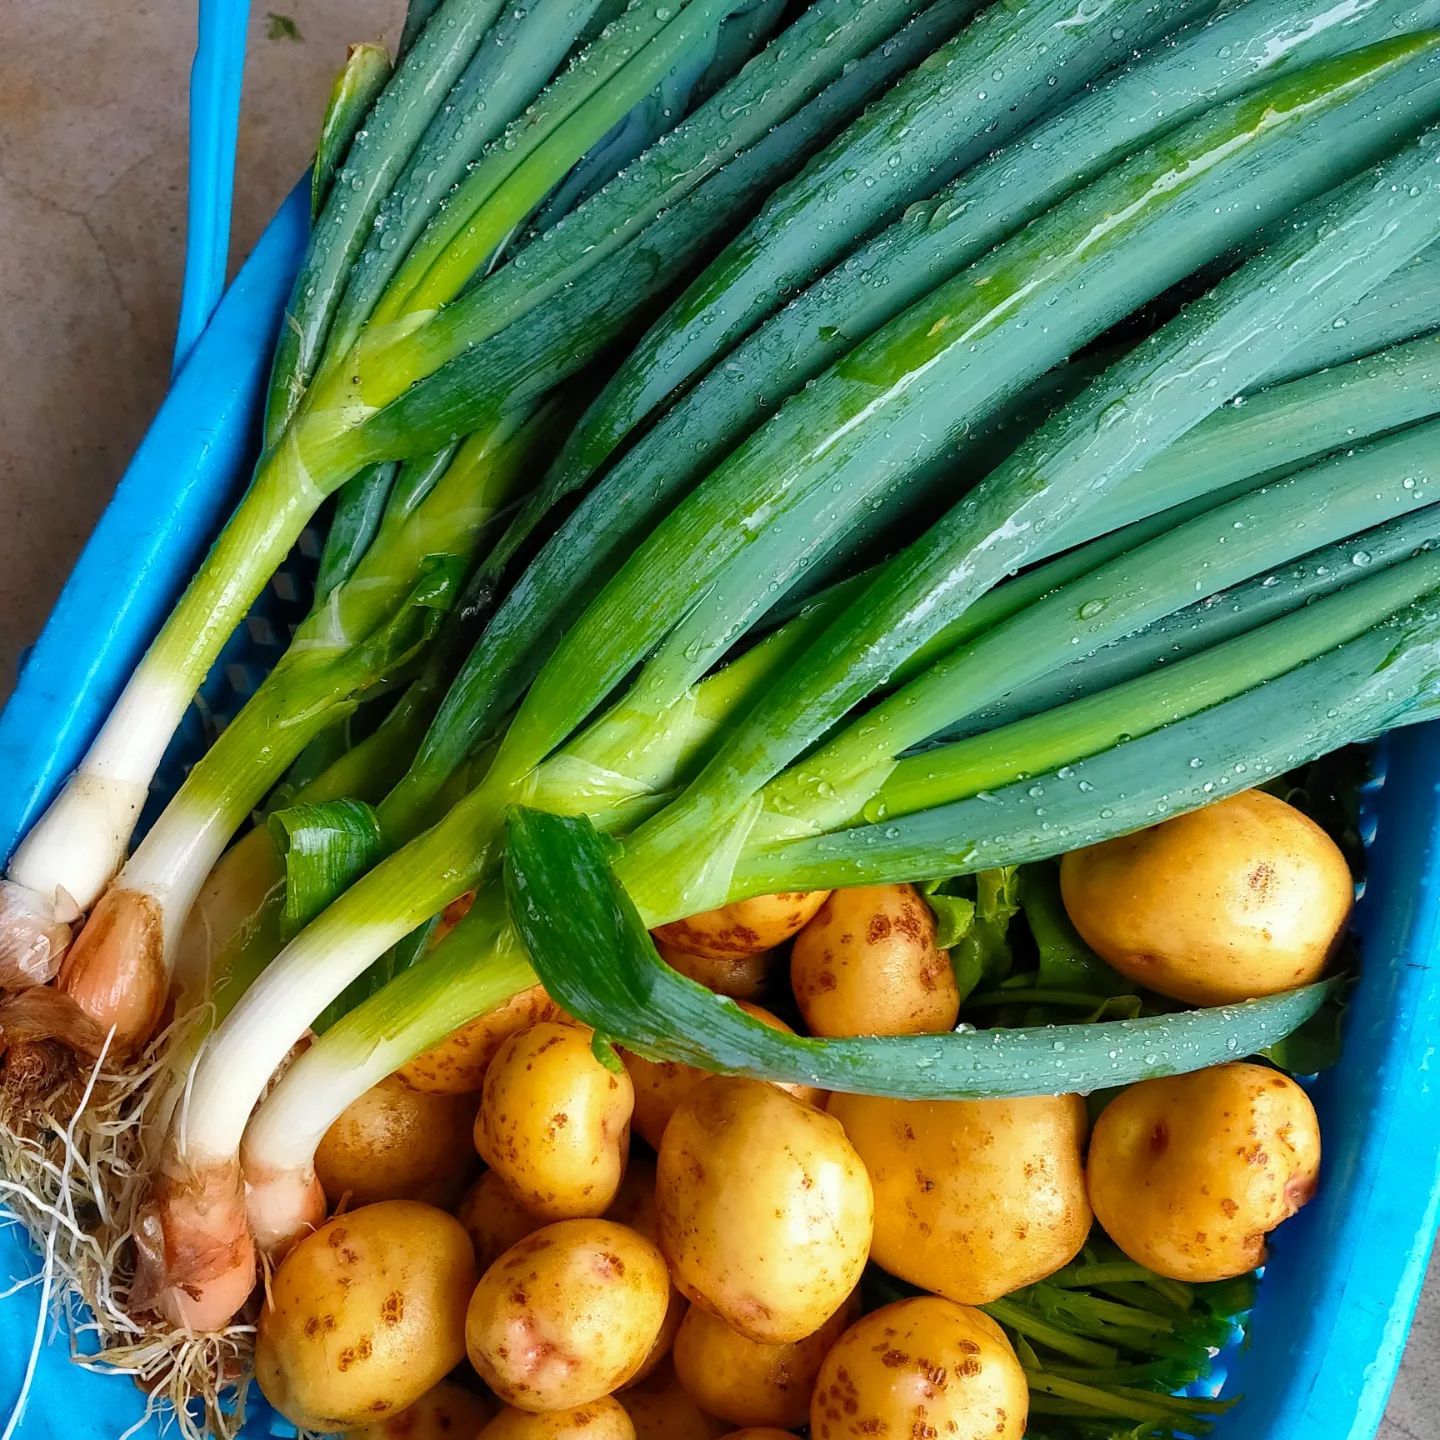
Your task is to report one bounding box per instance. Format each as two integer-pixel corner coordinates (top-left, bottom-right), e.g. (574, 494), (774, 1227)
(982, 1299), (1120, 1367)
(1026, 1373), (1227, 1426)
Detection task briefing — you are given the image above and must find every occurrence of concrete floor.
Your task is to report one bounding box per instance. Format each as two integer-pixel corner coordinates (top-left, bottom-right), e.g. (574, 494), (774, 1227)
(0, 1), (1434, 1435)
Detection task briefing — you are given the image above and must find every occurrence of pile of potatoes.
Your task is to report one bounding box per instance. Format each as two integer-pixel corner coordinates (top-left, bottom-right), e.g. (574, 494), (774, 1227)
(255, 790), (1345, 1438)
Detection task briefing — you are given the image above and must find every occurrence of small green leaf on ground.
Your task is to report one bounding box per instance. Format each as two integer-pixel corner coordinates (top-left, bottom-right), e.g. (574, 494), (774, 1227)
(267, 11), (303, 41)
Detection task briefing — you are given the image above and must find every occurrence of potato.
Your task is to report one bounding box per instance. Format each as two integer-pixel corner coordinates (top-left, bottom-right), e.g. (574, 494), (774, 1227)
(476, 1022), (634, 1219)
(479, 1397), (636, 1438)
(467, 1219), (671, 1411)
(456, 1170), (546, 1271)
(811, 1298), (1027, 1440)
(829, 1092), (1090, 1304)
(605, 1155), (685, 1385)
(671, 1293), (858, 1429)
(1060, 789), (1352, 1005)
(314, 1076), (477, 1210)
(256, 1201), (475, 1431)
(397, 983), (566, 1094)
(656, 936), (775, 999)
(657, 1077), (873, 1343)
(1088, 1062), (1321, 1282)
(347, 1379), (497, 1438)
(619, 1362), (729, 1440)
(625, 1005), (823, 1151)
(790, 884), (959, 1037)
(653, 892), (829, 960)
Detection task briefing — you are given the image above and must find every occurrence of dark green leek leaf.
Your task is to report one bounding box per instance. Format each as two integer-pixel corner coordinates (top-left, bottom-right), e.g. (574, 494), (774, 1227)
(265, 0), (505, 441)
(504, 808), (1332, 1099)
(397, 0), (443, 59)
(314, 463), (398, 605)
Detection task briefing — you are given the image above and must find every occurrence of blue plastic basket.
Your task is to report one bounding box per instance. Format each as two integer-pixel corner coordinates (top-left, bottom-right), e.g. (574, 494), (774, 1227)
(1, 3), (1438, 1436)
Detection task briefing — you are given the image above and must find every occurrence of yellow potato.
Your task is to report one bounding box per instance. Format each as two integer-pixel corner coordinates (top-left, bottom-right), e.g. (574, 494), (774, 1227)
(671, 1293), (858, 1429)
(347, 1379), (497, 1438)
(790, 884), (959, 1037)
(476, 1022), (634, 1219)
(657, 1077), (873, 1343)
(1088, 1062), (1321, 1282)
(619, 1362), (729, 1440)
(456, 1170), (546, 1271)
(467, 1219), (671, 1411)
(653, 892), (830, 959)
(479, 1397), (636, 1438)
(829, 1092), (1090, 1304)
(256, 1201), (475, 1431)
(656, 936), (775, 999)
(397, 983), (566, 1094)
(1060, 789), (1352, 1005)
(314, 1076), (477, 1211)
(811, 1298), (1027, 1440)
(625, 1005), (823, 1151)
(605, 1155), (685, 1385)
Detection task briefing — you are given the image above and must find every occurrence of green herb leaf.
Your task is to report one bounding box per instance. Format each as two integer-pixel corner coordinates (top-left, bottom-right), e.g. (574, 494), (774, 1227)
(924, 891), (976, 951)
(1260, 987), (1350, 1074)
(949, 866), (1022, 1001)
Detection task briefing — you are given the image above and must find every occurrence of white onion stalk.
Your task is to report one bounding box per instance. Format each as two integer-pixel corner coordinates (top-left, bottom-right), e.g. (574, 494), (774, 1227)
(55, 419), (533, 1053)
(242, 891), (533, 1252)
(137, 622), (801, 1320)
(144, 777), (507, 1322)
(2, 437), (326, 953)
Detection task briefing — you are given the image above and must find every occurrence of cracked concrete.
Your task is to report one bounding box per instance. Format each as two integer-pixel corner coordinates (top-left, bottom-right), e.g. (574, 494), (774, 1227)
(0, 0), (1435, 1434)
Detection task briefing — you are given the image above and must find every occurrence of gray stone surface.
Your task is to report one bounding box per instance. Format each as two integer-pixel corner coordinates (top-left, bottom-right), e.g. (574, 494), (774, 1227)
(0, 1), (1434, 1434)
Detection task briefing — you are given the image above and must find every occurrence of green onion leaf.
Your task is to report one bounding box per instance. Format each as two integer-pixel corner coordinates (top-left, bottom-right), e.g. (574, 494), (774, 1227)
(504, 808), (1332, 1099)
(269, 798), (384, 942)
(311, 43), (393, 221)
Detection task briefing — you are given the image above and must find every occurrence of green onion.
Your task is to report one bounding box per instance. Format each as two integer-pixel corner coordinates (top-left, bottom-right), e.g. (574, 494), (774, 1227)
(758, 420), (1440, 836)
(265, 0), (508, 440)
(1250, 241), (1440, 387)
(103, 13), (1440, 1355)
(950, 503), (1440, 744)
(536, 0), (1406, 536)
(321, 0), (613, 363)
(0, 0), (795, 929)
(612, 94), (1440, 922)
(168, 44), (1440, 1145)
(725, 590), (1440, 900)
(389, 0), (1398, 818)
(239, 889), (534, 1223)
